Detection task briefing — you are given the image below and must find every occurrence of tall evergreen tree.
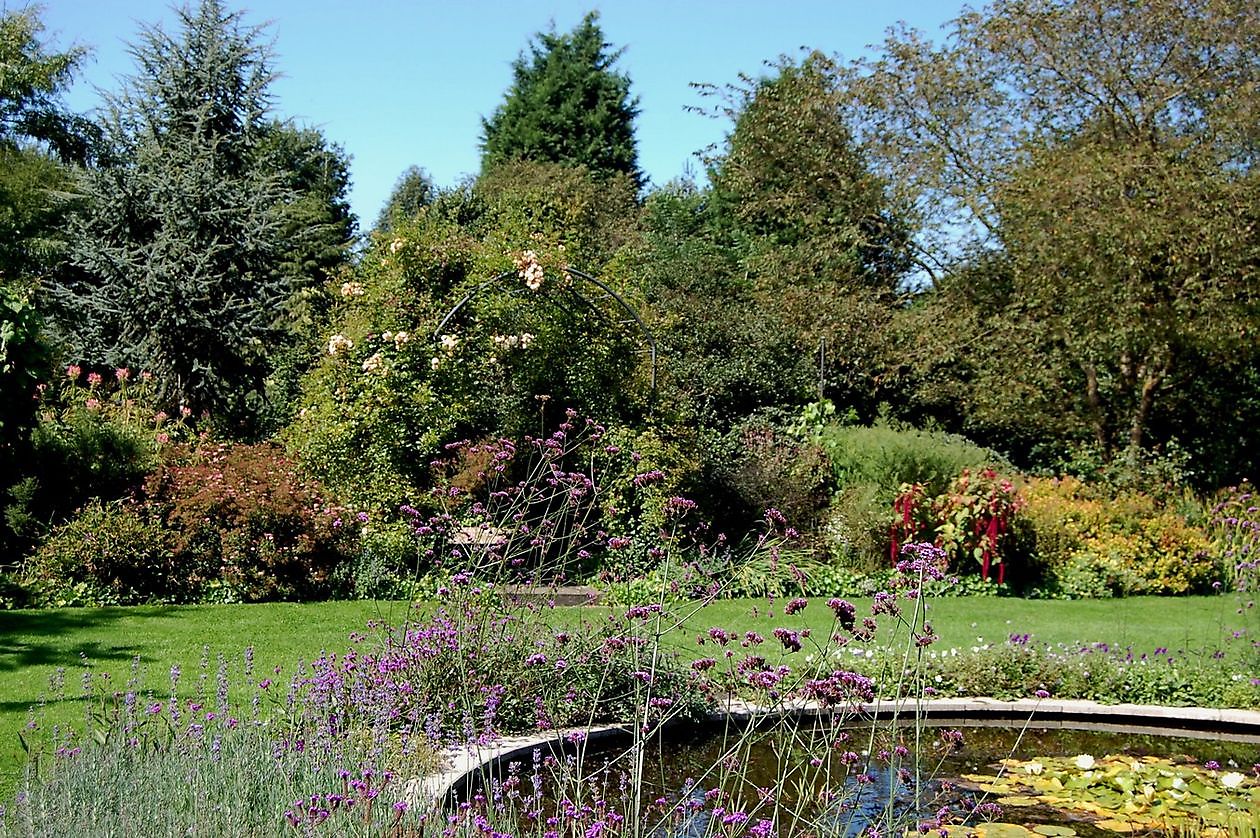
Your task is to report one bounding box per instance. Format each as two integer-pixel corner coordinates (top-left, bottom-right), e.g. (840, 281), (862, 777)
(375, 165), (435, 232)
(481, 12), (642, 187)
(49, 0), (347, 427)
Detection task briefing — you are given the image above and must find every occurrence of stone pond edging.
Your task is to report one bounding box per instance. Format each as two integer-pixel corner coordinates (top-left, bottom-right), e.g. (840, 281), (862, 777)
(406, 697), (1260, 806)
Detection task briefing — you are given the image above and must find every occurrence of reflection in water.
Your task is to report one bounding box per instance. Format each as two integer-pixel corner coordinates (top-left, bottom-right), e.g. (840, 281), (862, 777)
(469, 724), (1260, 838)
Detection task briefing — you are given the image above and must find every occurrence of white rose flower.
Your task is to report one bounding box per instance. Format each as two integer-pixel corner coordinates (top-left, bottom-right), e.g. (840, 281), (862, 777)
(328, 334), (353, 356)
(439, 333), (459, 353)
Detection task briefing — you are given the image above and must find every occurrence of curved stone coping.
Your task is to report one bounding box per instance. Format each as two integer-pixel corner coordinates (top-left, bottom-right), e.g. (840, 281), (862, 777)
(407, 698), (1260, 807)
(717, 696), (1260, 736)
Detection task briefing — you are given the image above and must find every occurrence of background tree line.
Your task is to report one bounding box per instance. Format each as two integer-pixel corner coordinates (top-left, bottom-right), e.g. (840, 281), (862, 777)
(0, 0), (1256, 603)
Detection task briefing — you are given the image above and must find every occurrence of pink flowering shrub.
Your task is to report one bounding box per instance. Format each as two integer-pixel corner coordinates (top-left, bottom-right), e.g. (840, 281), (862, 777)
(142, 442), (362, 602)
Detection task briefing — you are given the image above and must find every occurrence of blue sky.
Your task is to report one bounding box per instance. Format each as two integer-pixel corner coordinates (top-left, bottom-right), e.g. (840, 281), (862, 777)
(40, 1), (964, 228)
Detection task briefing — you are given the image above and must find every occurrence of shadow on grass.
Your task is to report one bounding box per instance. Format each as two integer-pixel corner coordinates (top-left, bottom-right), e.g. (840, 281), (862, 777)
(0, 607), (182, 672)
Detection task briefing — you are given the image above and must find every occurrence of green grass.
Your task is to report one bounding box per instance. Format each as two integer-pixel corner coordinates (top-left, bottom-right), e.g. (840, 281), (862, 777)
(670, 594), (1240, 655)
(0, 600), (423, 794)
(0, 594), (1247, 795)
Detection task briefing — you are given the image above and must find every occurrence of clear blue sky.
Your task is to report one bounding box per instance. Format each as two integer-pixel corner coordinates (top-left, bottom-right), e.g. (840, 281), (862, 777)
(39, 1), (963, 228)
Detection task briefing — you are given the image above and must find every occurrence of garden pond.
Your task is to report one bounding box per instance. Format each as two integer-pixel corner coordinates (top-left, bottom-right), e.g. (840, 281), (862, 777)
(471, 722), (1260, 838)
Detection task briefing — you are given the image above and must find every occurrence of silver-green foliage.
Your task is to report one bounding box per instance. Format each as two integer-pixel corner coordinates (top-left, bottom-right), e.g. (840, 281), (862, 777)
(50, 0), (294, 422)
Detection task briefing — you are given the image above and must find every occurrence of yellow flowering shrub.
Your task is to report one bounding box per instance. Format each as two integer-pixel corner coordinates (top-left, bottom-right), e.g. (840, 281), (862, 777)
(1020, 476), (1217, 597)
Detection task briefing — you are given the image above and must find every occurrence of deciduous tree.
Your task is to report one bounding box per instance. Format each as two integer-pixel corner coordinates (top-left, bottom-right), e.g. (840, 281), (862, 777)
(856, 0), (1260, 469)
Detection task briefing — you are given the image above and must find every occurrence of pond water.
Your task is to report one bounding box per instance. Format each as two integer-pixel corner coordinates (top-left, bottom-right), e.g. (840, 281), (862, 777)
(474, 721), (1260, 837)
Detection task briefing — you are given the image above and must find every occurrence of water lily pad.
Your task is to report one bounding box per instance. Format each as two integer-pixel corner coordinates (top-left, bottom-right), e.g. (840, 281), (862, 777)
(1094, 818), (1138, 832)
(976, 823), (1038, 838)
(997, 796), (1042, 807)
(1030, 826), (1075, 836)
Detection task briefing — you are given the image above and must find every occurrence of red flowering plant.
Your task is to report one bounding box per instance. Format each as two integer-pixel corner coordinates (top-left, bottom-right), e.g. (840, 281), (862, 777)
(891, 467), (1025, 583)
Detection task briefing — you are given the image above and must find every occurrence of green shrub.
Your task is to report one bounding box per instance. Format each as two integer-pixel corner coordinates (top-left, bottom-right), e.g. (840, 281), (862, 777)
(818, 421), (1003, 500)
(24, 500), (177, 606)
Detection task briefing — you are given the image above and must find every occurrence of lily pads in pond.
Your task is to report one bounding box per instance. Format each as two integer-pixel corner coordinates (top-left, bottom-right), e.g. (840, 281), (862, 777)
(955, 754), (1260, 833)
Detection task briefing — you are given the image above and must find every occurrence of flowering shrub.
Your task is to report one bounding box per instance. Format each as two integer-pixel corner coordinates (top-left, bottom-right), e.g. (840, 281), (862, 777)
(818, 422), (1004, 572)
(890, 467), (1024, 583)
(141, 442), (362, 602)
(719, 414), (833, 541)
(4, 366), (190, 553)
(1205, 481), (1260, 591)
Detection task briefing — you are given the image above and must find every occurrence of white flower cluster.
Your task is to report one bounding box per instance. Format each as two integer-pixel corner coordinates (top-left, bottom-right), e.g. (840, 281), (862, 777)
(389, 238), (406, 255)
(381, 331), (410, 350)
(361, 353), (384, 374)
(340, 281), (365, 298)
(515, 250), (544, 291)
(328, 334), (353, 356)
(491, 333), (535, 350)
(439, 333), (459, 352)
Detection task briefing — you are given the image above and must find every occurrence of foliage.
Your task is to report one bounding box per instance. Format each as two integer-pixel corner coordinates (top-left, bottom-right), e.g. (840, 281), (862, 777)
(715, 413), (833, 539)
(0, 8), (91, 286)
(22, 438), (362, 606)
(819, 422), (1001, 500)
(1015, 476), (1218, 598)
(141, 442), (361, 603)
(3, 366), (175, 556)
(0, 285), (50, 457)
(701, 55), (911, 421)
(1205, 482), (1260, 591)
(708, 52), (911, 293)
(290, 166), (647, 515)
(22, 499), (174, 606)
(610, 183), (815, 432)
(855, 0), (1260, 468)
(905, 633), (1260, 710)
(374, 165), (435, 232)
(890, 468), (1024, 582)
(0, 7), (91, 160)
(481, 11), (642, 187)
(959, 753), (1260, 836)
(47, 0), (331, 429)
(815, 423), (1004, 572)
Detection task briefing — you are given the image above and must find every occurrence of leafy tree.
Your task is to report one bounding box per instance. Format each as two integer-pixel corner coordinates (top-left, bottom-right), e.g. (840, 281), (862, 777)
(48, 0), (337, 428)
(855, 0), (1260, 471)
(709, 53), (911, 293)
(375, 165), (435, 232)
(0, 7), (93, 161)
(481, 12), (642, 187)
(0, 8), (95, 284)
(700, 54), (912, 421)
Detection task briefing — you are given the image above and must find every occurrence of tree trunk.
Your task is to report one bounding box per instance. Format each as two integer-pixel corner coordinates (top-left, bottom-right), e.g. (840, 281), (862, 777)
(1082, 362), (1109, 455)
(1126, 346), (1173, 455)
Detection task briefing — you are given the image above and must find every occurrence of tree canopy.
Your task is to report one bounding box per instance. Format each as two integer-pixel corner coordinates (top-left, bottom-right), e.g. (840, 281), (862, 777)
(480, 12), (642, 187)
(48, 0), (351, 428)
(854, 0), (1260, 467)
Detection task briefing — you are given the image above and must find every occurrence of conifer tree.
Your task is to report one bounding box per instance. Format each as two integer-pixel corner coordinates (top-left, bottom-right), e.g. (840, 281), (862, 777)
(50, 0), (350, 426)
(481, 12), (642, 187)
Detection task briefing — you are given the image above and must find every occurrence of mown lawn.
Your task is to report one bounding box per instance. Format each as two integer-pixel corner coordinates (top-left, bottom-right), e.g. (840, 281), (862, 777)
(0, 594), (1246, 793)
